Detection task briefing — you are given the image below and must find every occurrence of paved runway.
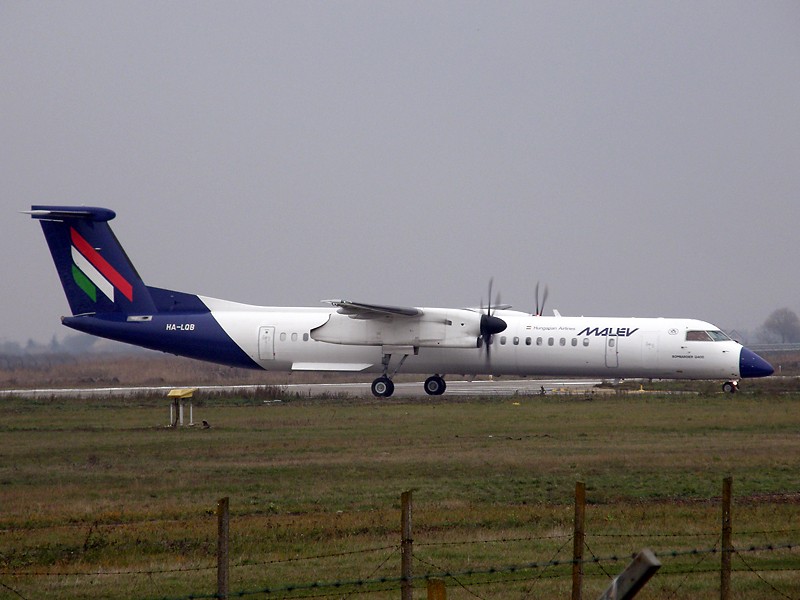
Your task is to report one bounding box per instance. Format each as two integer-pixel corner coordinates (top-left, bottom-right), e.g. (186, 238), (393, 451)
(283, 378), (605, 398)
(0, 378), (605, 400)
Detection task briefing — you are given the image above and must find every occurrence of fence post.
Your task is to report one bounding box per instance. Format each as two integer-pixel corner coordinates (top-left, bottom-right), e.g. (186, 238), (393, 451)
(401, 490), (413, 600)
(427, 578), (446, 599)
(721, 477), (732, 600)
(217, 497), (230, 600)
(572, 480), (586, 600)
(596, 548), (661, 600)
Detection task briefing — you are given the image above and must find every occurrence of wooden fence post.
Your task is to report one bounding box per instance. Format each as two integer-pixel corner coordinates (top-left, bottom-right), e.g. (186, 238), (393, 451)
(721, 477), (732, 600)
(572, 481), (586, 600)
(217, 497), (230, 600)
(596, 548), (661, 600)
(401, 490), (413, 600)
(427, 577), (446, 599)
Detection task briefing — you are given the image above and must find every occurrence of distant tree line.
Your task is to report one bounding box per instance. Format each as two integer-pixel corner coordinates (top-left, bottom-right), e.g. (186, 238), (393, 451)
(760, 308), (800, 343)
(0, 333), (100, 356)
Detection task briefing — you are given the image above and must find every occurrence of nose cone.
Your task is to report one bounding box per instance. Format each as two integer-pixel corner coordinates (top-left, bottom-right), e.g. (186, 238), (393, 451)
(739, 347), (774, 378)
(480, 313), (507, 337)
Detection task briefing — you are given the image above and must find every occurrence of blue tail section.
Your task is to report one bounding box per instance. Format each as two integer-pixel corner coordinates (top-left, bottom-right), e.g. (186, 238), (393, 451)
(30, 205), (260, 369)
(30, 205), (157, 316)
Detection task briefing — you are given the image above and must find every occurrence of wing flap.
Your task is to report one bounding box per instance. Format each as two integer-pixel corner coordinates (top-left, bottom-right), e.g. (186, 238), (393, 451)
(292, 362), (373, 372)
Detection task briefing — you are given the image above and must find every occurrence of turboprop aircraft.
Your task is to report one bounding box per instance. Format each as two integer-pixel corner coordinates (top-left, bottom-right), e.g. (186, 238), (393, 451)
(27, 205), (773, 397)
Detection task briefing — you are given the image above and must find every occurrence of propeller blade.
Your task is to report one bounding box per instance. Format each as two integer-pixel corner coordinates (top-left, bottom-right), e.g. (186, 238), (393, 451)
(478, 278), (507, 364)
(541, 285), (549, 316)
(534, 281), (550, 316)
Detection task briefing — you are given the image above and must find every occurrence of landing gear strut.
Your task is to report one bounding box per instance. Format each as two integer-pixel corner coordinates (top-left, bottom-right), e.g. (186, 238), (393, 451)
(371, 346), (413, 398)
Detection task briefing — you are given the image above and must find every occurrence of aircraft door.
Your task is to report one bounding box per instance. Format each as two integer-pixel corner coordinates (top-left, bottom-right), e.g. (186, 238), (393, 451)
(605, 335), (619, 368)
(642, 332), (658, 369)
(258, 326), (276, 360)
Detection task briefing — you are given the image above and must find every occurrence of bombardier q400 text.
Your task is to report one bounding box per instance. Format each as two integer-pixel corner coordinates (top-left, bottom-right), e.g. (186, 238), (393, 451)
(28, 206), (774, 397)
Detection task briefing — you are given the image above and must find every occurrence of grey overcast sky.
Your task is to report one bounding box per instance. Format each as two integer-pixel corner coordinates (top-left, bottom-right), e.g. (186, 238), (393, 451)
(2, 1), (799, 345)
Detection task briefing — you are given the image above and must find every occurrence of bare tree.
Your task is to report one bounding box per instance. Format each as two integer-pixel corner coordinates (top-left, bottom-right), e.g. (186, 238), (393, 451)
(762, 308), (800, 343)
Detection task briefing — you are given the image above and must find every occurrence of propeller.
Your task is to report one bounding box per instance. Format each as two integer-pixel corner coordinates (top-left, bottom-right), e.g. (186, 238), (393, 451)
(534, 281), (549, 316)
(478, 279), (507, 361)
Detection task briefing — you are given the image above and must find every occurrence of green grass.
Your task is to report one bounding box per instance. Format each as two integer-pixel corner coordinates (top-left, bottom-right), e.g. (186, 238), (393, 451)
(0, 389), (799, 599)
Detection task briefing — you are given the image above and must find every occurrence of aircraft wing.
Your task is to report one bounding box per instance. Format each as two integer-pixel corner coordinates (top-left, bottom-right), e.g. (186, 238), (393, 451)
(323, 299), (422, 319)
(314, 300), (480, 348)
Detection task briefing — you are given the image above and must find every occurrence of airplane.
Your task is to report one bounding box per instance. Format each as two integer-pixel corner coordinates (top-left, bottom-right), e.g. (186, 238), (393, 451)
(27, 205), (774, 397)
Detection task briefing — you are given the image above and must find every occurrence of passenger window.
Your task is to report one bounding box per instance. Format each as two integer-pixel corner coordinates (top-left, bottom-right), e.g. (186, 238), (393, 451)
(279, 332), (286, 341)
(536, 337), (543, 346)
(513, 336), (519, 345)
(583, 338), (589, 347)
(303, 333), (309, 341)
(608, 338), (616, 348)
(559, 338), (566, 346)
(571, 338), (577, 347)
(500, 336), (507, 345)
(548, 337), (554, 346)
(525, 337), (532, 346)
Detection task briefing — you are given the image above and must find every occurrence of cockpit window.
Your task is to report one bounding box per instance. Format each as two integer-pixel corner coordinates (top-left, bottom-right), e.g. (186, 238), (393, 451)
(686, 330), (731, 342)
(686, 330), (712, 341)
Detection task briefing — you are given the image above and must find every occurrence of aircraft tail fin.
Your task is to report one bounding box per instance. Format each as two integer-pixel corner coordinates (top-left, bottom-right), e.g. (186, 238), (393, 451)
(28, 205), (157, 316)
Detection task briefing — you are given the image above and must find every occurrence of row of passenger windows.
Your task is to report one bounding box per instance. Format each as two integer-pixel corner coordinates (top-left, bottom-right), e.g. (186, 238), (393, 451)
(279, 332), (310, 342)
(277, 332), (603, 347)
(277, 332), (730, 344)
(495, 336), (593, 347)
(279, 332), (730, 344)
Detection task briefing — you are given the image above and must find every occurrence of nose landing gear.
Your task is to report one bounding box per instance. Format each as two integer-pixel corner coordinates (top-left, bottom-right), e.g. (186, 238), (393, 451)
(722, 380), (739, 394)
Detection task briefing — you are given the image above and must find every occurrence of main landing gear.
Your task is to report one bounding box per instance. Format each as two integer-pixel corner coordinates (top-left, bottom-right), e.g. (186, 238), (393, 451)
(370, 347), (409, 398)
(370, 347), (447, 398)
(370, 374), (447, 398)
(424, 375), (446, 396)
(371, 376), (394, 397)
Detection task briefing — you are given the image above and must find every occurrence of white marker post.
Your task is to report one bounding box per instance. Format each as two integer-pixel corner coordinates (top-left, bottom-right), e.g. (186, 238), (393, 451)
(167, 388), (199, 427)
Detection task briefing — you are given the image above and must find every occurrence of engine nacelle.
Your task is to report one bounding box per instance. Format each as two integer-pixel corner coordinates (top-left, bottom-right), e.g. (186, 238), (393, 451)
(310, 308), (482, 348)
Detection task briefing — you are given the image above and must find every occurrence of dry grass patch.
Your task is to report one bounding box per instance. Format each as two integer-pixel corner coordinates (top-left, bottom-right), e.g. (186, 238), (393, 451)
(1, 387), (799, 598)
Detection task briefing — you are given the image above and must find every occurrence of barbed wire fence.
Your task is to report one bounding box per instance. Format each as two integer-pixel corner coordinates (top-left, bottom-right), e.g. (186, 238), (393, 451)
(1, 478), (798, 600)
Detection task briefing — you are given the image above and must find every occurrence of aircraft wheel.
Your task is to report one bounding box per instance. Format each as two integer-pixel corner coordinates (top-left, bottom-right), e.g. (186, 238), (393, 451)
(371, 377), (394, 398)
(424, 375), (446, 396)
(722, 381), (738, 394)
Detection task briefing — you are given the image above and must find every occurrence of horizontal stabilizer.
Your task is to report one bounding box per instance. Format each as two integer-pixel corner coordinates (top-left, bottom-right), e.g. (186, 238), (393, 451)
(25, 206), (116, 222)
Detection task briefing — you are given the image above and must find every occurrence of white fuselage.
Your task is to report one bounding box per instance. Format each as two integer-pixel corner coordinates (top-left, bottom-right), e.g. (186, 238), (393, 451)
(203, 298), (745, 380)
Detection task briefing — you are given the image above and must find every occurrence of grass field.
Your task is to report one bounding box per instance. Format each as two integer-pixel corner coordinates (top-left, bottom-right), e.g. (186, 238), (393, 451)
(1, 375), (799, 599)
